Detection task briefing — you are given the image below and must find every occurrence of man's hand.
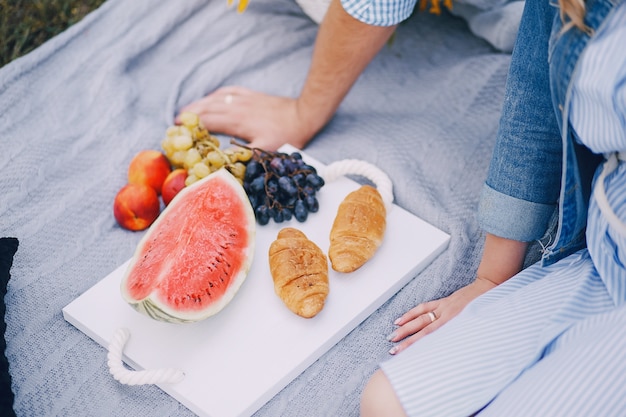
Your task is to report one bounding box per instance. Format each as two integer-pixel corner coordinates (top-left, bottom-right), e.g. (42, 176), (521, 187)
(177, 86), (310, 151)
(177, 0), (396, 151)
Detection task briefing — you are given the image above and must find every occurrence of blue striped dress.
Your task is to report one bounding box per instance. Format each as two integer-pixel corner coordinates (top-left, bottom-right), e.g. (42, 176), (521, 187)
(380, 3), (626, 416)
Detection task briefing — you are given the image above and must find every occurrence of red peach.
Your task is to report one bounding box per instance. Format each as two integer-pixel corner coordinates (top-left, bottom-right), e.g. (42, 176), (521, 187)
(128, 150), (172, 195)
(113, 183), (161, 231)
(162, 168), (188, 206)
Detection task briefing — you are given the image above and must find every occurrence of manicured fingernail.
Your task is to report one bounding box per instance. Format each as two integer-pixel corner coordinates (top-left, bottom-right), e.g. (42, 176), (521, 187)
(393, 317), (401, 325)
(386, 331), (397, 341)
(389, 346), (398, 355)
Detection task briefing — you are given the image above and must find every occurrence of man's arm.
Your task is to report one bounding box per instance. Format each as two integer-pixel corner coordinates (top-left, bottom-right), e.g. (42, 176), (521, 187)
(178, 0), (396, 150)
(296, 0), (398, 141)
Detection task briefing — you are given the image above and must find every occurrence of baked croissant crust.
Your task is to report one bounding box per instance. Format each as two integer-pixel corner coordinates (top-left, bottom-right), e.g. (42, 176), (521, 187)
(329, 185), (386, 273)
(268, 227), (329, 318)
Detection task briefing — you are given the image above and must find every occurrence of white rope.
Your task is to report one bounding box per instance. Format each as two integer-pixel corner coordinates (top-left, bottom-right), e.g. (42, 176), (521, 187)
(594, 152), (626, 237)
(107, 327), (185, 386)
(321, 159), (394, 211)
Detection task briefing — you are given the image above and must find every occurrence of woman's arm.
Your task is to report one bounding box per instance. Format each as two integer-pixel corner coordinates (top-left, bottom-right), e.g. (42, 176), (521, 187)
(178, 0), (396, 151)
(387, 0), (562, 354)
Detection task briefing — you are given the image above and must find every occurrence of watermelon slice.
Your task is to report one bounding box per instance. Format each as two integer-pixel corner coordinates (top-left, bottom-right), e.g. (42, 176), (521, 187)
(121, 168), (256, 323)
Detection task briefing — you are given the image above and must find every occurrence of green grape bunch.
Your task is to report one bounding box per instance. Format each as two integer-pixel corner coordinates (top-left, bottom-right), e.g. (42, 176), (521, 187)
(161, 112), (252, 185)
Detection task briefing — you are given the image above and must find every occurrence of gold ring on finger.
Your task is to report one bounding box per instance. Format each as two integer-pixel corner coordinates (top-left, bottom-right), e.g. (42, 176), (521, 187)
(427, 311), (437, 323)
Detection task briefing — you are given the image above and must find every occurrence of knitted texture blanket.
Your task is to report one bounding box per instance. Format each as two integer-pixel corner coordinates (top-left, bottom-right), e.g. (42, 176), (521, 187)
(0, 0), (512, 415)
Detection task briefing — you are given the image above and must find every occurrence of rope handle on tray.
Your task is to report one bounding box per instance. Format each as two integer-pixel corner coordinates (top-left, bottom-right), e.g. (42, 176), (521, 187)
(320, 159), (394, 211)
(107, 327), (185, 385)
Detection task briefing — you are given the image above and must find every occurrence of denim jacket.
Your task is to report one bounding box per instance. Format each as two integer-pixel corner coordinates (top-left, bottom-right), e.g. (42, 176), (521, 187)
(478, 0), (620, 266)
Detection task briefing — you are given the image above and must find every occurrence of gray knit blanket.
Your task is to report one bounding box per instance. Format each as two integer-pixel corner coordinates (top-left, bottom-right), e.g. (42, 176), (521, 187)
(0, 0), (512, 415)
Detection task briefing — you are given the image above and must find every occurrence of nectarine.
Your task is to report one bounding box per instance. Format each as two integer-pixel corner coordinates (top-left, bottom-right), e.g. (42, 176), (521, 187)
(128, 150), (171, 195)
(162, 168), (188, 206)
(113, 183), (161, 231)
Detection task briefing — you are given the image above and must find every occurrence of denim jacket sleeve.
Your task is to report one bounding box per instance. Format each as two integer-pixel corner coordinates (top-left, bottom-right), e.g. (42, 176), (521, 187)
(477, 0), (562, 242)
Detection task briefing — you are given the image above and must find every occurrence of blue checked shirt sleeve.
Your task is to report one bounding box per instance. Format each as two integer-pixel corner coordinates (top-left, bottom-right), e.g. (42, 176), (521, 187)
(341, 0), (418, 25)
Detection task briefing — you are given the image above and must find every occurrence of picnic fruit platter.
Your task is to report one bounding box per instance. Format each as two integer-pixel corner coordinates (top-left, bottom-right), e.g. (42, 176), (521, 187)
(63, 114), (450, 417)
(113, 113), (399, 324)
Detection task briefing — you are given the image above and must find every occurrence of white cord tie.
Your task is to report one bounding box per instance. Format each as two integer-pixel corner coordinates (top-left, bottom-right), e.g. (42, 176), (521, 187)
(594, 152), (626, 237)
(321, 159), (394, 212)
(107, 327), (185, 386)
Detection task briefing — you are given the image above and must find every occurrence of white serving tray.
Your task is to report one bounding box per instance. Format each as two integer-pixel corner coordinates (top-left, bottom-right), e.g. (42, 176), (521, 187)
(63, 145), (449, 417)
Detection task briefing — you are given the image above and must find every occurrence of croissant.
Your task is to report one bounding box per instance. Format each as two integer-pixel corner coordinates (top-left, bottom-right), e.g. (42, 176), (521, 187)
(329, 185), (386, 273)
(268, 228), (329, 318)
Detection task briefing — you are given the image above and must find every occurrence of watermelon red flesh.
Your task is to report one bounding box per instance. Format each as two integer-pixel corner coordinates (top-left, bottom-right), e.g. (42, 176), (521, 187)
(121, 168), (255, 322)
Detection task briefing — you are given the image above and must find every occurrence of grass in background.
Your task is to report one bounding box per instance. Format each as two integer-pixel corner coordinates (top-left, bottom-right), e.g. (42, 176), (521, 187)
(0, 0), (107, 68)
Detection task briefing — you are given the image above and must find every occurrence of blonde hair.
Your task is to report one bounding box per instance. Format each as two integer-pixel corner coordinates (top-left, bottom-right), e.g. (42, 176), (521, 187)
(559, 0), (592, 34)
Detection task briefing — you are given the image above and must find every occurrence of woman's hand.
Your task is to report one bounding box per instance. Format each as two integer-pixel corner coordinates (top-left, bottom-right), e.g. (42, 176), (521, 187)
(176, 86), (314, 152)
(387, 233), (529, 355)
(387, 278), (497, 355)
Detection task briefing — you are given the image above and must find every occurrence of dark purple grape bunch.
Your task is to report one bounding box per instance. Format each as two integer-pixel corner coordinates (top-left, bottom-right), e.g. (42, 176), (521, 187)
(243, 149), (325, 225)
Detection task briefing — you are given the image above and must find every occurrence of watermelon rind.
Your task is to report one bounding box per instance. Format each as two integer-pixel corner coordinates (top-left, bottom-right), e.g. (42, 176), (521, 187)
(120, 168), (256, 323)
